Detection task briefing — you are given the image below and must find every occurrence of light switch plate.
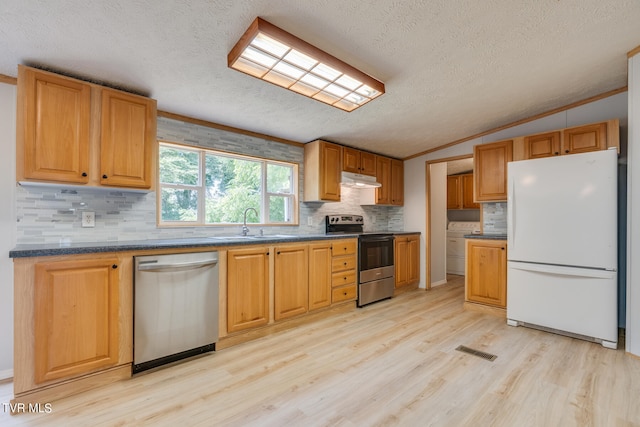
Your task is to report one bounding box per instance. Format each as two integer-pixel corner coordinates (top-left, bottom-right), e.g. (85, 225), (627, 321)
(82, 211), (95, 228)
(307, 217), (313, 226)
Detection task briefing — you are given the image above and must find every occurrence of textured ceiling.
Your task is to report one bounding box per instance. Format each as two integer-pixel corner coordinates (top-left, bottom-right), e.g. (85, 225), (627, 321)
(1, 0), (639, 158)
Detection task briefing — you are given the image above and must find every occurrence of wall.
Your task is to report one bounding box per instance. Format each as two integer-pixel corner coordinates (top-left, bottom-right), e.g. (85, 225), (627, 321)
(15, 116), (403, 245)
(482, 202), (507, 234)
(627, 52), (640, 356)
(404, 91), (628, 303)
(429, 163), (447, 286)
(0, 82), (16, 379)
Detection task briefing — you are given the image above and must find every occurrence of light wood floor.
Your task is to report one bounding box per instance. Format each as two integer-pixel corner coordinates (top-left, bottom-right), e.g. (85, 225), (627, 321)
(2, 276), (640, 426)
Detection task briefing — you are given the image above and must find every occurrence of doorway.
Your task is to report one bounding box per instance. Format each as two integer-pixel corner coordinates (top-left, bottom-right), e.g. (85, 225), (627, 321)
(425, 155), (478, 289)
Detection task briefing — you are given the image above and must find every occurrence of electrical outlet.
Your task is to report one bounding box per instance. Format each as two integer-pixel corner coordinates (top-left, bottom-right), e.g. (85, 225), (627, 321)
(82, 211), (95, 228)
(307, 217), (313, 226)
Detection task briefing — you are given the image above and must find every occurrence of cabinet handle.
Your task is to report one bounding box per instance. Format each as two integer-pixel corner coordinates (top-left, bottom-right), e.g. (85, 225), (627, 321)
(565, 150), (570, 154)
(102, 174), (108, 179)
(81, 172), (88, 177)
(343, 292), (348, 296)
(112, 264), (118, 269)
(266, 251), (270, 255)
(277, 251), (281, 255)
(554, 152), (559, 155)
(343, 262), (347, 266)
(501, 247), (505, 250)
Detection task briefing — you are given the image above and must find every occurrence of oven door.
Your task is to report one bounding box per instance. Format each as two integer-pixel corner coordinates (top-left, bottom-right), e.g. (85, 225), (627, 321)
(359, 235), (394, 271)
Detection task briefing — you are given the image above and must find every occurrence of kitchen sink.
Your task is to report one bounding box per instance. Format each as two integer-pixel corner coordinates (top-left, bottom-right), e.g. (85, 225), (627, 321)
(206, 234), (297, 240)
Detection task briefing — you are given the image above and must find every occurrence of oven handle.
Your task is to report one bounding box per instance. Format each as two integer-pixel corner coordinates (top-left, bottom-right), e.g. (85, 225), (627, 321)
(359, 236), (395, 242)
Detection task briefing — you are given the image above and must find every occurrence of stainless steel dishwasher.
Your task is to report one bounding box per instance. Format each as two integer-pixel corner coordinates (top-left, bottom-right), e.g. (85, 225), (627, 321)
(134, 251), (219, 373)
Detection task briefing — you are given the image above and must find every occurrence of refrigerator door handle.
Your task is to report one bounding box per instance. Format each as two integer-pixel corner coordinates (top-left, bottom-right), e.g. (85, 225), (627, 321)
(508, 177), (515, 250)
(508, 261), (616, 279)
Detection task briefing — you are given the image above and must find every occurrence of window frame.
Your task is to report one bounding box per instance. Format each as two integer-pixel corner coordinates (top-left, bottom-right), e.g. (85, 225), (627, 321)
(157, 141), (299, 227)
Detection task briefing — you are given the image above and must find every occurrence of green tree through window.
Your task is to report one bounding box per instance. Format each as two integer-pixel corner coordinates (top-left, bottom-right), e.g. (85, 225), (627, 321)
(159, 142), (297, 226)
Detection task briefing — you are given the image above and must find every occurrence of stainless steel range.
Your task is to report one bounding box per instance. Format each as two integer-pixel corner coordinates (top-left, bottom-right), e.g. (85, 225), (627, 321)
(326, 215), (395, 306)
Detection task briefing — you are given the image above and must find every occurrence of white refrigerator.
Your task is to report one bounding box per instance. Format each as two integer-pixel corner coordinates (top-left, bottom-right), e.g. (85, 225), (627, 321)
(506, 148), (618, 348)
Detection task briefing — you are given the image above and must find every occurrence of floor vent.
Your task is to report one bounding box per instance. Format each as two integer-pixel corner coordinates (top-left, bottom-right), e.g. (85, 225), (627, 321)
(455, 345), (497, 362)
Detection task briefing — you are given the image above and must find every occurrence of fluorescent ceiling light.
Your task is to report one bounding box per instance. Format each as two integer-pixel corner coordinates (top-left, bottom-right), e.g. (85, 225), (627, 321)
(228, 17), (385, 112)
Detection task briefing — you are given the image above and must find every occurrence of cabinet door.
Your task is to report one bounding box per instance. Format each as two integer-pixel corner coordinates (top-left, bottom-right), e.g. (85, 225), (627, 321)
(100, 89), (156, 189)
(465, 240), (507, 308)
(34, 259), (120, 383)
(321, 142), (342, 201)
(308, 243), (332, 311)
(19, 66), (91, 184)
(474, 140), (513, 202)
(523, 131), (560, 159)
(562, 123), (607, 155)
(447, 176), (461, 209)
(360, 151), (377, 176)
(395, 237), (409, 287)
(375, 156), (391, 204)
(461, 174), (479, 209)
(342, 147), (360, 173)
(274, 245), (309, 320)
(390, 159), (404, 205)
(227, 247), (270, 332)
(407, 235), (420, 285)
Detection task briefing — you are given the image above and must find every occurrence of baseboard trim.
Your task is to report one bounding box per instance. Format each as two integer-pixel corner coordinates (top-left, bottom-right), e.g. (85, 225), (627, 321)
(0, 368), (13, 382)
(431, 279), (447, 287)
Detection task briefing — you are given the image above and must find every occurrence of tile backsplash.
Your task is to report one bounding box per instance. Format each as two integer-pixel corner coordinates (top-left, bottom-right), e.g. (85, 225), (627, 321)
(15, 117), (403, 244)
(482, 202), (507, 234)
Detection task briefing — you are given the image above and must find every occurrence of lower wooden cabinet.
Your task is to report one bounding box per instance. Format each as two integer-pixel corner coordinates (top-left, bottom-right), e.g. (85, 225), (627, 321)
(227, 247), (270, 332)
(34, 258), (120, 384)
(308, 242), (332, 311)
(331, 239), (358, 303)
(395, 234), (420, 288)
(274, 244), (309, 320)
(465, 239), (507, 308)
(13, 253), (133, 400)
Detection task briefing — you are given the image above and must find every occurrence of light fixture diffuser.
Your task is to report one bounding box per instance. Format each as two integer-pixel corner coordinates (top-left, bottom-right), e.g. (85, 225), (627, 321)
(228, 17), (385, 112)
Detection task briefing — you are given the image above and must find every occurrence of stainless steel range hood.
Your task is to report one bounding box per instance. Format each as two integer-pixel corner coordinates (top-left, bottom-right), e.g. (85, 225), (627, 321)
(340, 171), (382, 188)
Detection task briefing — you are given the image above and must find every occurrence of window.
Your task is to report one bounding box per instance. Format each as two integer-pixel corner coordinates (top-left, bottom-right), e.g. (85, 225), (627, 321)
(159, 142), (298, 226)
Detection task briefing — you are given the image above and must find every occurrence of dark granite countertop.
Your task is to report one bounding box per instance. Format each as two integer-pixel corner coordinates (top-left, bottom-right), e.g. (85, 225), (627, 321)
(464, 233), (507, 240)
(10, 231), (421, 258)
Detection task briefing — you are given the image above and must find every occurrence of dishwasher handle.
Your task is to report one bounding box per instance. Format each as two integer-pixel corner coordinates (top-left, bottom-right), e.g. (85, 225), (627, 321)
(137, 259), (218, 272)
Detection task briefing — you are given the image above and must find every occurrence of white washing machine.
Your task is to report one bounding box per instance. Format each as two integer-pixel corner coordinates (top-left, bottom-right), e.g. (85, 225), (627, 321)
(446, 222), (480, 275)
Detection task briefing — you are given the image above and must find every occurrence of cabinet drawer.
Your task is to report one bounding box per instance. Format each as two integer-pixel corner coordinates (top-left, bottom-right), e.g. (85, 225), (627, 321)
(332, 255), (357, 272)
(332, 270), (356, 287)
(332, 240), (357, 256)
(332, 284), (357, 303)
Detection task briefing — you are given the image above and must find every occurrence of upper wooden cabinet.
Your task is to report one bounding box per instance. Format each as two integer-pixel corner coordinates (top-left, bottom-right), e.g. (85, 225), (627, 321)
(100, 89), (156, 188)
(513, 120), (619, 161)
(562, 122), (607, 155)
(18, 66), (92, 184)
(304, 139), (342, 202)
(447, 176), (462, 209)
(390, 159), (404, 205)
(447, 173), (478, 209)
(375, 156), (391, 204)
(523, 131), (561, 159)
(474, 140), (513, 202)
(16, 65), (157, 189)
(360, 156), (404, 206)
(343, 147), (376, 176)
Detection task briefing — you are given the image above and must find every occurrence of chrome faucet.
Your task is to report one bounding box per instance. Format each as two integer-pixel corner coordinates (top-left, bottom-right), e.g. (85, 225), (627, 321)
(242, 207), (259, 236)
